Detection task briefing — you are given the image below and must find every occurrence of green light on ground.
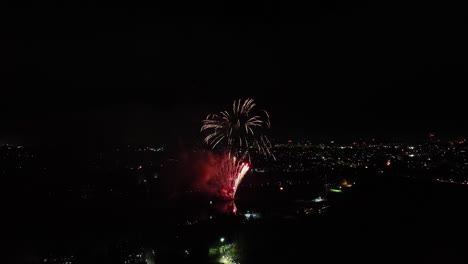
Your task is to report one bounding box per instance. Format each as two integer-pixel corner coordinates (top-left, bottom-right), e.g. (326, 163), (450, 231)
(219, 255), (234, 264)
(330, 188), (342, 193)
(209, 242), (239, 264)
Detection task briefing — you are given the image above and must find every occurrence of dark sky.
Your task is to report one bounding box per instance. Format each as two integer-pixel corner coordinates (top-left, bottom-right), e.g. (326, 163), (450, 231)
(1, 1), (467, 146)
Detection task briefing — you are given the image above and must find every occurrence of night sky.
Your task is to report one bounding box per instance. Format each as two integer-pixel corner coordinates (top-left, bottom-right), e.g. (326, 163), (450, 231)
(1, 1), (467, 146)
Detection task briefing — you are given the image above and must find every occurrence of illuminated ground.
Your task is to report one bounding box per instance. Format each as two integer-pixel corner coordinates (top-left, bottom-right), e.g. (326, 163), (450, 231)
(208, 241), (240, 264)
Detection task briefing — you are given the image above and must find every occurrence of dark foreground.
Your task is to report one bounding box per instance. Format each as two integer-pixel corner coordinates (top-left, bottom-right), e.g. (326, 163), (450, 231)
(4, 173), (468, 263)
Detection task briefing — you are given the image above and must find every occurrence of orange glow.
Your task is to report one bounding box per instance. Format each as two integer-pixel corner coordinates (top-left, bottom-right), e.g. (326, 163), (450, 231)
(341, 179), (353, 187)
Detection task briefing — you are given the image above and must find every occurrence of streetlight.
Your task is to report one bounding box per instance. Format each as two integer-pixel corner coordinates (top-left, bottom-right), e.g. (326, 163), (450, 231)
(220, 237), (225, 243)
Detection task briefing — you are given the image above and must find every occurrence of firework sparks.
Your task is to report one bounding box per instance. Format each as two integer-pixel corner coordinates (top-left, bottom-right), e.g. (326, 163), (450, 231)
(233, 162), (249, 198)
(212, 155), (250, 199)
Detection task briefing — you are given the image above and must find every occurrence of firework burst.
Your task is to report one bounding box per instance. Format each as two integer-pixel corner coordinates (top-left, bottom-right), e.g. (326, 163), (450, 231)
(201, 98), (272, 200)
(201, 98), (273, 160)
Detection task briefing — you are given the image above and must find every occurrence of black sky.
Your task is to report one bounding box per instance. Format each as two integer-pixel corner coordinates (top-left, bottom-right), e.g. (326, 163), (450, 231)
(1, 1), (467, 146)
